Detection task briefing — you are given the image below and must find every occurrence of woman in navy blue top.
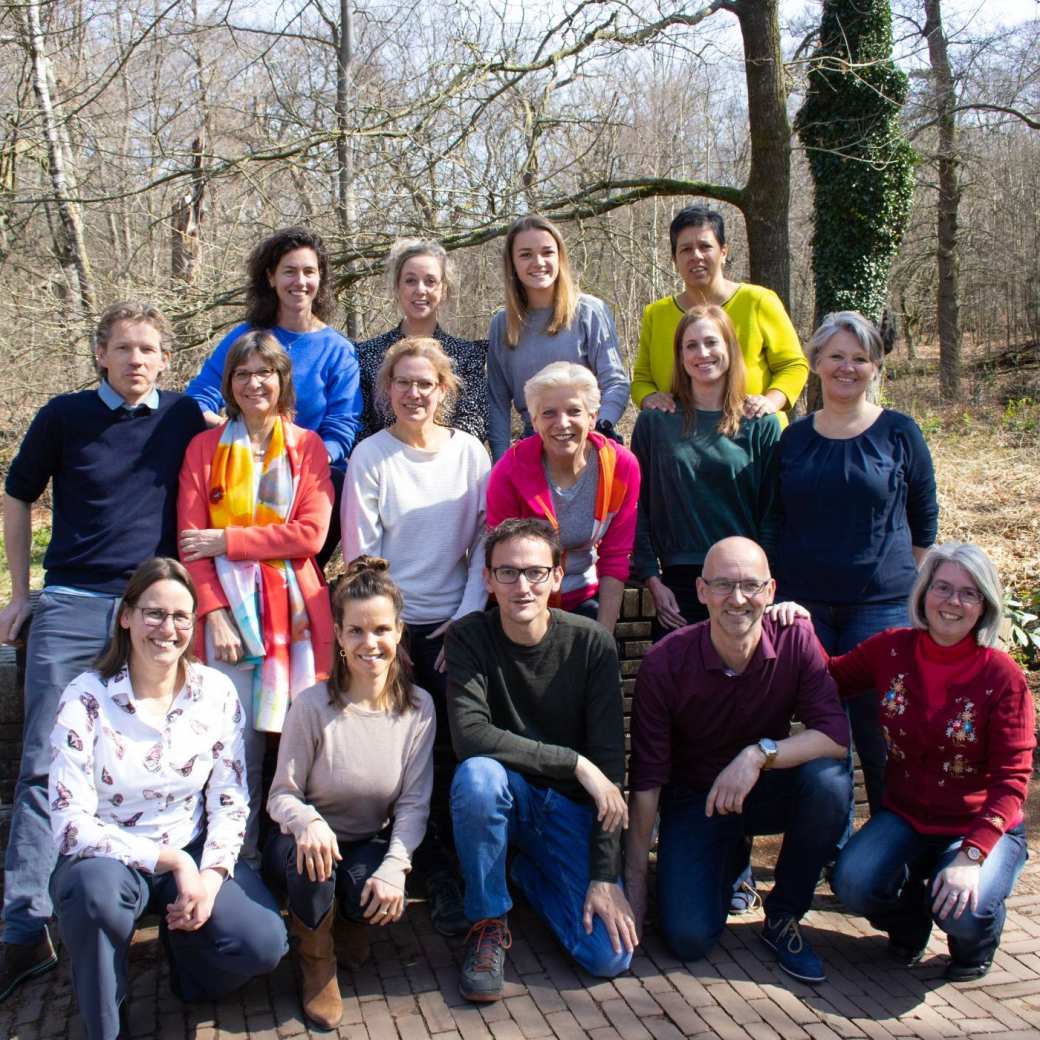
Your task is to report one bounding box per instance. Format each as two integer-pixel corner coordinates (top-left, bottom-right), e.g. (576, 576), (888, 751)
(774, 310), (938, 818)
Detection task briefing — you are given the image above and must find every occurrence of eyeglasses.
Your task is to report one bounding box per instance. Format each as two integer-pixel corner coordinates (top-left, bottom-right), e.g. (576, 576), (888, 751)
(232, 367), (276, 384)
(392, 377), (438, 395)
(490, 565), (553, 585)
(700, 578), (771, 597)
(928, 580), (983, 607)
(136, 607), (195, 630)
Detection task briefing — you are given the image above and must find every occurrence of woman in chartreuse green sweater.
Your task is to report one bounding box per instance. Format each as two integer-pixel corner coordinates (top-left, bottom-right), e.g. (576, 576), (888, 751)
(631, 205), (808, 426)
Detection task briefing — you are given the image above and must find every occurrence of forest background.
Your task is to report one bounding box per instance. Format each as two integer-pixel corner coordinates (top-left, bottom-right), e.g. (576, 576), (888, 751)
(0, 0), (1037, 671)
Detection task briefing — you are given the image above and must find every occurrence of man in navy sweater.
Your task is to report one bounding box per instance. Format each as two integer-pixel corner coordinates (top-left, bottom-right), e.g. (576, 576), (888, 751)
(0, 301), (205, 1001)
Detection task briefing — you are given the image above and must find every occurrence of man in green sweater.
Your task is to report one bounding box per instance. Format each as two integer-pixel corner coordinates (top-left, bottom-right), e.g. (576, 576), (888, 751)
(446, 518), (635, 1002)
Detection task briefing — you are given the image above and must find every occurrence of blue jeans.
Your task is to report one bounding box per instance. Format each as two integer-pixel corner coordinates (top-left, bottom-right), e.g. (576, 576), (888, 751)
(262, 829), (388, 928)
(832, 810), (1028, 965)
(51, 840), (287, 1040)
(656, 757), (850, 961)
(3, 590), (120, 943)
(450, 757), (632, 978)
(796, 599), (909, 821)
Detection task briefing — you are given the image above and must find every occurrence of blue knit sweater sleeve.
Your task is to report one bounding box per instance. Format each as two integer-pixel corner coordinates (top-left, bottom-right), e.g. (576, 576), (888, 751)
(5, 397), (63, 503)
(185, 323), (249, 415)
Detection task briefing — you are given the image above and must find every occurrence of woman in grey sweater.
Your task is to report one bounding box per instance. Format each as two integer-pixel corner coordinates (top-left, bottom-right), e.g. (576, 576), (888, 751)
(264, 557), (434, 1030)
(487, 215), (630, 459)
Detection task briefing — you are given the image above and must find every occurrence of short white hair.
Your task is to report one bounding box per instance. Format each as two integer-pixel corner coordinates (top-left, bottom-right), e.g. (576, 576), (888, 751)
(908, 542), (1005, 648)
(523, 361), (601, 418)
(808, 310), (885, 371)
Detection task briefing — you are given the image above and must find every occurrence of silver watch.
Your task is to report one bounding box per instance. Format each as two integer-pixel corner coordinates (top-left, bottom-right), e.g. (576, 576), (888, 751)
(756, 738), (778, 770)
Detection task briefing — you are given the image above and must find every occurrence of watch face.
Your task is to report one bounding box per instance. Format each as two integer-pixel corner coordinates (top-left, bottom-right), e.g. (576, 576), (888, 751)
(966, 846), (982, 862)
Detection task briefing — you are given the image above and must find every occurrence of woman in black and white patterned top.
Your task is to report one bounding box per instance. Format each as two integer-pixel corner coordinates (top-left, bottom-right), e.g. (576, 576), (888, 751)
(48, 558), (286, 1040)
(356, 239), (488, 443)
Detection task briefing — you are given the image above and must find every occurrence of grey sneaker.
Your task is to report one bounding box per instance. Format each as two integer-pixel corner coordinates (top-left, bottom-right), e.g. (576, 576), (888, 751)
(0, 933), (58, 1003)
(459, 917), (511, 1003)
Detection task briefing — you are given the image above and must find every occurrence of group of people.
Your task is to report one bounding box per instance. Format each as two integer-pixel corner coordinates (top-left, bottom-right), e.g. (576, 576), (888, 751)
(0, 207), (1032, 1040)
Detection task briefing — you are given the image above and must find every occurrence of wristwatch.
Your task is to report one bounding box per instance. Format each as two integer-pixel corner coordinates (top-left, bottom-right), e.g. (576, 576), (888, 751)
(962, 845), (986, 863)
(756, 738), (778, 770)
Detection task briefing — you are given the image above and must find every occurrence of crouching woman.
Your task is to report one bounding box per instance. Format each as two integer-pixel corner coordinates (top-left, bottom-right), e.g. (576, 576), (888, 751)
(48, 558), (287, 1040)
(264, 556), (435, 1029)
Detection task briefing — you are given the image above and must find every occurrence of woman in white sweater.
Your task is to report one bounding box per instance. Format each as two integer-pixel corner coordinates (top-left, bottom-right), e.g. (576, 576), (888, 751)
(265, 557), (434, 1030)
(341, 335), (489, 936)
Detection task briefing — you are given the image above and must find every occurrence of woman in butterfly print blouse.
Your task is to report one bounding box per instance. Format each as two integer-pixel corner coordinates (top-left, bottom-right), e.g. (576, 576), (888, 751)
(47, 558), (286, 1040)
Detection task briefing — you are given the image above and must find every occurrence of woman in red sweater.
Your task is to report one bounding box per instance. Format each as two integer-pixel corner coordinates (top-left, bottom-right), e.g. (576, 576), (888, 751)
(829, 542), (1034, 981)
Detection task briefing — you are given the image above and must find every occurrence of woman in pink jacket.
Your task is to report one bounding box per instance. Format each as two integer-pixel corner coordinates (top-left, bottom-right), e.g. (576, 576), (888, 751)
(178, 330), (334, 861)
(486, 361), (640, 634)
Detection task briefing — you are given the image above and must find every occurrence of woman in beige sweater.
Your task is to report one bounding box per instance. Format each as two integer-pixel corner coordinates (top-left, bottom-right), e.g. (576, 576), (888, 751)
(264, 557), (435, 1030)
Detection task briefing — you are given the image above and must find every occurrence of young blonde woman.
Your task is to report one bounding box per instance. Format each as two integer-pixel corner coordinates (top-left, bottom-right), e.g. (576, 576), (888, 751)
(356, 238), (488, 442)
(265, 557), (434, 1029)
(342, 337), (490, 936)
(487, 215), (630, 459)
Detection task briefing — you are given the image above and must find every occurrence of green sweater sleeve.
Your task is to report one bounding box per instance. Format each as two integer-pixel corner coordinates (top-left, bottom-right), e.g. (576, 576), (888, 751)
(754, 288), (809, 406)
(631, 303), (659, 407)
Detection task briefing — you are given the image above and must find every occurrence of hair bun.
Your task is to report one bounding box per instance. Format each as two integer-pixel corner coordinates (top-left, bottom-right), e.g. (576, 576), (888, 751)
(344, 554), (390, 578)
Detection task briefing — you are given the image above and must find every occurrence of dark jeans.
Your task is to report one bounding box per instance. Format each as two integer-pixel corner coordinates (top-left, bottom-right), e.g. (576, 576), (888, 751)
(795, 599), (909, 826)
(832, 811), (1027, 965)
(317, 465), (345, 570)
(4, 590), (119, 943)
(650, 565), (708, 644)
(51, 841), (286, 1040)
(262, 829), (388, 928)
(402, 621), (457, 880)
(656, 757), (850, 960)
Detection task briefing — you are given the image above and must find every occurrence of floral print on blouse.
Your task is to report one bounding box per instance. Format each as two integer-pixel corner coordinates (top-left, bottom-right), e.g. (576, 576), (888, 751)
(355, 324), (488, 443)
(48, 661), (248, 876)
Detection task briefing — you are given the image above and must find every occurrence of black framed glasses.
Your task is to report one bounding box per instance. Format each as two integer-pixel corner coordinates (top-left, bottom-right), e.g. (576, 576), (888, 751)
(490, 566), (553, 585)
(928, 580), (983, 607)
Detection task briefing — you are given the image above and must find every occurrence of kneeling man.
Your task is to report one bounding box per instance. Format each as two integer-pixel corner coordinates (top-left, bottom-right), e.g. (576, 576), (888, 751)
(447, 518), (635, 1002)
(626, 537), (850, 982)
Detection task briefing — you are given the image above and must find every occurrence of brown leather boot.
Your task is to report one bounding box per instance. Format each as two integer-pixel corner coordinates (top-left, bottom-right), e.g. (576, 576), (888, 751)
(333, 915), (371, 970)
(290, 911), (342, 1030)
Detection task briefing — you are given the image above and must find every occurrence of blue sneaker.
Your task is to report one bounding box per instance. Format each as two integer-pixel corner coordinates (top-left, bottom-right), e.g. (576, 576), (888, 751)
(761, 915), (825, 983)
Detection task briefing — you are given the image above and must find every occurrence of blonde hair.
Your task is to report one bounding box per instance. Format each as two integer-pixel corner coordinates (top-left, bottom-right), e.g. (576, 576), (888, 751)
(376, 336), (460, 424)
(385, 238), (456, 312)
(671, 306), (746, 437)
(502, 215), (578, 348)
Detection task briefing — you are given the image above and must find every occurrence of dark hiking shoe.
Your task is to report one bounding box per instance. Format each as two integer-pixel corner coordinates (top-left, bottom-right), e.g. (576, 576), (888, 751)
(459, 917), (511, 1003)
(426, 871), (469, 937)
(946, 955), (994, 982)
(888, 938), (928, 966)
(0, 933), (58, 1002)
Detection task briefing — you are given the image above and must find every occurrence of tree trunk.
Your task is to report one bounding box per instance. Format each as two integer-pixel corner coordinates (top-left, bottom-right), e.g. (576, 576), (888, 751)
(336, 0), (360, 339)
(924, 0), (962, 400)
(18, 0), (95, 319)
(171, 132), (205, 284)
(732, 0), (790, 307)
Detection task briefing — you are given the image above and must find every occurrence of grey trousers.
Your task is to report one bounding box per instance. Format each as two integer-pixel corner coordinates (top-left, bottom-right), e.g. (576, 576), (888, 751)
(51, 845), (287, 1040)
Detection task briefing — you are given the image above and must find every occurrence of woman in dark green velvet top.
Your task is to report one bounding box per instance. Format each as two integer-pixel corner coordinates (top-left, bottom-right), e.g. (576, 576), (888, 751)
(631, 305), (780, 641)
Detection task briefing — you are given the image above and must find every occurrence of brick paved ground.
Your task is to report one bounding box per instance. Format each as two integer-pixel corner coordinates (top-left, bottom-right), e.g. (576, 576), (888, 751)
(6, 842), (1040, 1040)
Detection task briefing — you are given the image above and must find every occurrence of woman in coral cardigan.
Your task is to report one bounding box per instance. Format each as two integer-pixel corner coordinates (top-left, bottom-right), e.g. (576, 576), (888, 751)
(178, 331), (334, 862)
(486, 361), (640, 634)
(830, 543), (1034, 982)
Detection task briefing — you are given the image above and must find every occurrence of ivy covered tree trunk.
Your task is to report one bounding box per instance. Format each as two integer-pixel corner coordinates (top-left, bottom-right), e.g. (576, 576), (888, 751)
(795, 0), (915, 330)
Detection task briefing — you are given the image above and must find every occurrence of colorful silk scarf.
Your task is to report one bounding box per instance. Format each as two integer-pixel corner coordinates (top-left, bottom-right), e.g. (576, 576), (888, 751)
(208, 417), (316, 732)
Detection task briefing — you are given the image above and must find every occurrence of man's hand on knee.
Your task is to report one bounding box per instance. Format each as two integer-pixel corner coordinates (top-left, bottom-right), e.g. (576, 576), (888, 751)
(705, 746), (765, 816)
(583, 880), (638, 954)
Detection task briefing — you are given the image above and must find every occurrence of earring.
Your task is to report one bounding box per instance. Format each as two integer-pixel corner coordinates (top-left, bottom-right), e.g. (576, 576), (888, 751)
(338, 648), (348, 659)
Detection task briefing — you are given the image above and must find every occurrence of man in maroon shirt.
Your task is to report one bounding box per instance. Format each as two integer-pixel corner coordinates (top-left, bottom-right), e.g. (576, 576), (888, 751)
(625, 537), (850, 983)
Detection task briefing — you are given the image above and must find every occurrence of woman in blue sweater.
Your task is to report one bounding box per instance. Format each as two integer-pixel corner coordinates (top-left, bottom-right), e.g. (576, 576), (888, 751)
(774, 310), (938, 818)
(186, 227), (362, 563)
